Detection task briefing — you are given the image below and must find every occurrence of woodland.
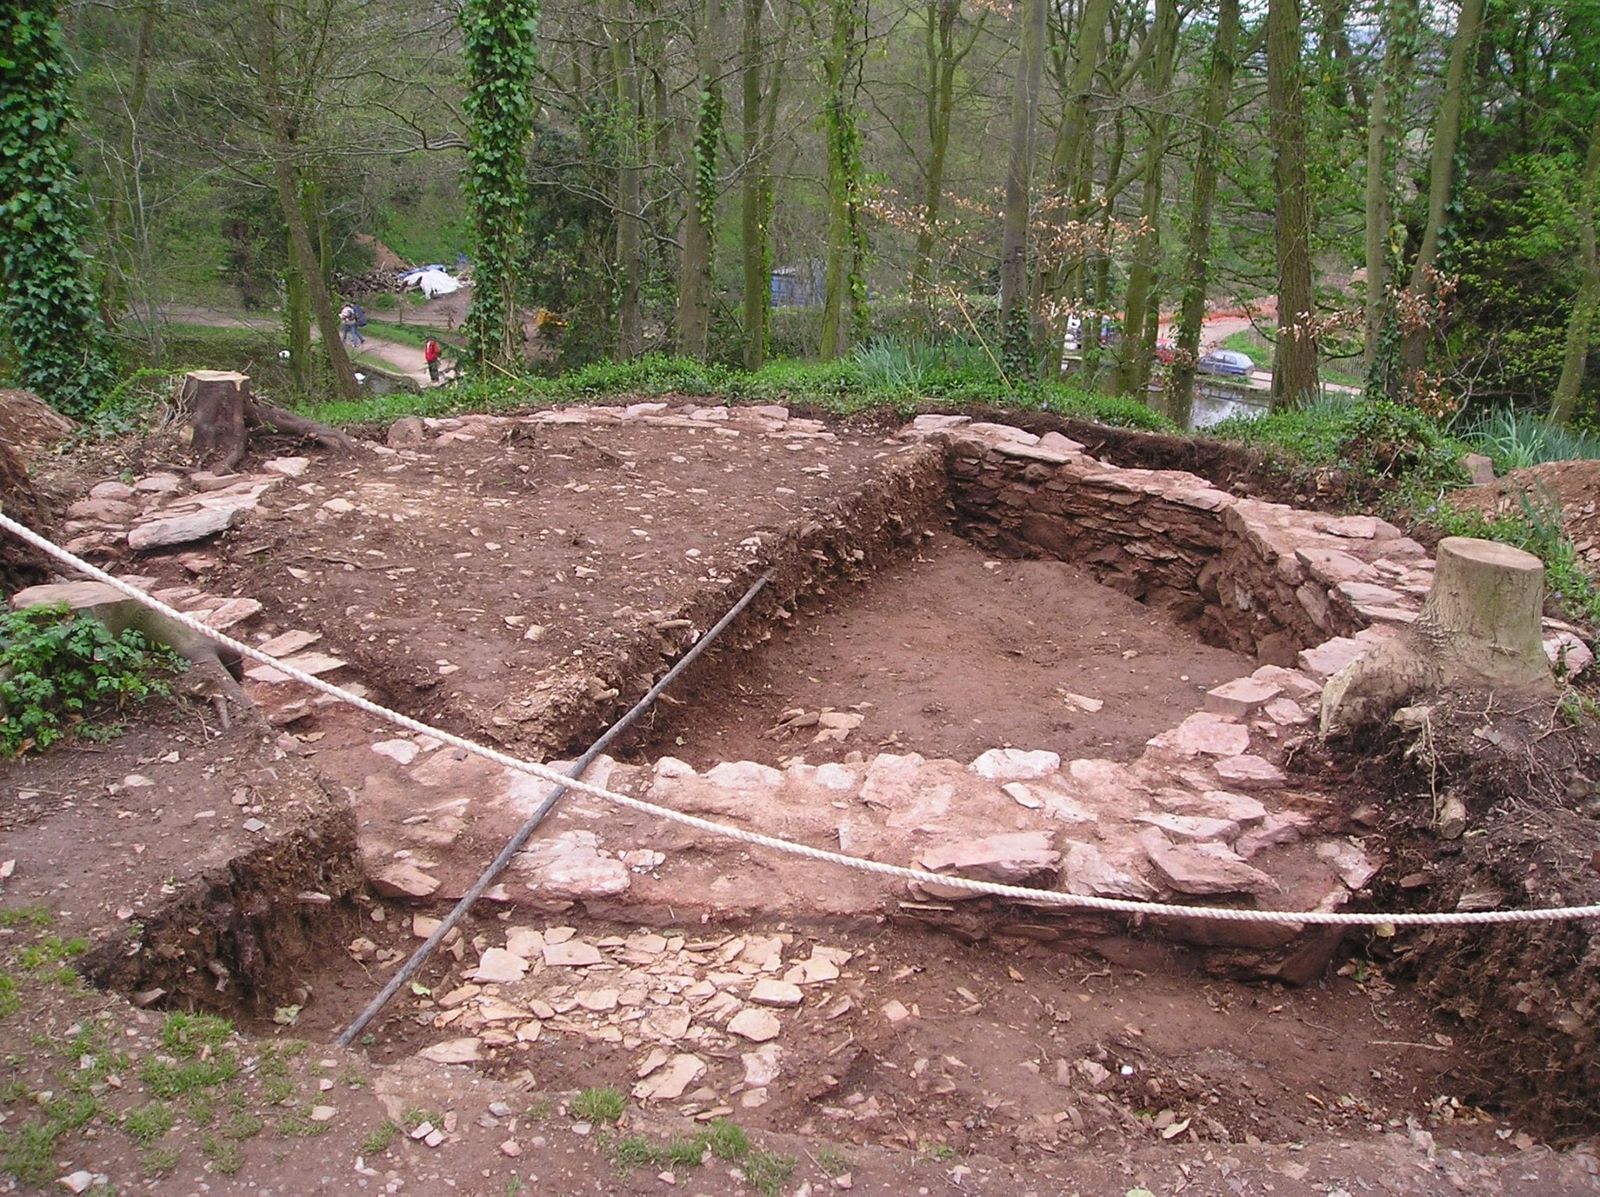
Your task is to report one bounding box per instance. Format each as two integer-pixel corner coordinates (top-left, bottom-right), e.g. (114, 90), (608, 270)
(1, 0), (1599, 429)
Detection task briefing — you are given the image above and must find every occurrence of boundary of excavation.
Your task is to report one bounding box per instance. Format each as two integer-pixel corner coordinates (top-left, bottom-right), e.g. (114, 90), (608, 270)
(4, 509), (1599, 929)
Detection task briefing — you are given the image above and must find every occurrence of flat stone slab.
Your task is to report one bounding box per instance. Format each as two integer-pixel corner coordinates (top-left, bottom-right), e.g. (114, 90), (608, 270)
(1142, 832), (1279, 896)
(128, 505), (239, 550)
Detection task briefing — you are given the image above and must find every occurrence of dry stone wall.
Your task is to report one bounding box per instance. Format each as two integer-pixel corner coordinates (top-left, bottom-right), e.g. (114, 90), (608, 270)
(914, 415), (1438, 664)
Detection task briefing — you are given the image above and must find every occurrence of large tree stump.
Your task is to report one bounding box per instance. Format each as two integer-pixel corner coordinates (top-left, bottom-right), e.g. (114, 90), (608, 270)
(179, 370), (357, 472)
(1321, 537), (1556, 734)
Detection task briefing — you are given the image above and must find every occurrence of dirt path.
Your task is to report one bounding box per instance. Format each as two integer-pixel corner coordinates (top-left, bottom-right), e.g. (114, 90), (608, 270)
(164, 305), (433, 387)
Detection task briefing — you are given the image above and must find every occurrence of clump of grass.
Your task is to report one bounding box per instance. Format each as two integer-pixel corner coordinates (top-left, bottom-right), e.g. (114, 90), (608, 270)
(140, 1053), (239, 1099)
(569, 1087), (626, 1125)
(361, 1120), (400, 1154)
(123, 1100), (176, 1142)
(141, 1143), (181, 1176)
(161, 1011), (234, 1057)
(606, 1118), (792, 1194)
(201, 1132), (243, 1174)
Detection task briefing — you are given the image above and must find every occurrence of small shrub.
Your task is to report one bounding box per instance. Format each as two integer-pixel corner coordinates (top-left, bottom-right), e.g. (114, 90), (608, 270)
(0, 605), (185, 756)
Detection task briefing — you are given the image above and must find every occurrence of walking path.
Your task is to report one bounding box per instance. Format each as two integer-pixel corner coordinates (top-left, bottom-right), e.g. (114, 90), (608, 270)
(164, 305), (434, 387)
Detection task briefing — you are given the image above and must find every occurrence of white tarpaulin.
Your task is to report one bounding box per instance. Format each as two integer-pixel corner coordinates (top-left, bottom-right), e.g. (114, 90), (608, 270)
(397, 267), (462, 298)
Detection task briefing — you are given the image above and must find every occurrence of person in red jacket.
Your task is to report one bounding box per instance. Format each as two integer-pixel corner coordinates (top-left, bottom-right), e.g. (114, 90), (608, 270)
(424, 337), (441, 383)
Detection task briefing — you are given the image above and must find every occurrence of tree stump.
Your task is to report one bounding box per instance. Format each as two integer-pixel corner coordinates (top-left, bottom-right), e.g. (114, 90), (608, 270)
(178, 369), (357, 473)
(181, 370), (251, 469)
(1320, 536), (1556, 734)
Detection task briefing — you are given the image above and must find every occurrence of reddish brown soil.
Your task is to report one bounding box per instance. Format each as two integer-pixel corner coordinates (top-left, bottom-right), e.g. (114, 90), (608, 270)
(208, 419), (914, 749)
(628, 530), (1250, 767)
(1450, 458), (1600, 579)
(281, 910), (1495, 1166)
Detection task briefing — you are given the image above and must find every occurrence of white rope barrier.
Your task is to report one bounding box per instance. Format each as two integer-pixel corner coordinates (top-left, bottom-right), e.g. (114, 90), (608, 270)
(5, 509), (1598, 929)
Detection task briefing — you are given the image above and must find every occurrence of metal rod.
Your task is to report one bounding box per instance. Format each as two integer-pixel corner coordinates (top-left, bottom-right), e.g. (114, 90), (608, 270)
(335, 569), (773, 1047)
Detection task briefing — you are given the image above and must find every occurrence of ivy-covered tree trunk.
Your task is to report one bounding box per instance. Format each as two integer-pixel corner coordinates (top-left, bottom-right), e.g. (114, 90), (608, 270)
(675, 0), (722, 360)
(818, 0), (867, 359)
(1398, 0), (1485, 377)
(1266, 0), (1318, 408)
(1168, 0), (1241, 421)
(0, 0), (116, 417)
(461, 0), (540, 376)
(998, 0), (1047, 375)
(738, 0), (788, 370)
(1552, 109), (1600, 426)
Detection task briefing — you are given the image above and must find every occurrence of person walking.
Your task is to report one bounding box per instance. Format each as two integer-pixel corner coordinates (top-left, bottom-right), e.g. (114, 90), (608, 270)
(424, 337), (442, 383)
(339, 304), (358, 348)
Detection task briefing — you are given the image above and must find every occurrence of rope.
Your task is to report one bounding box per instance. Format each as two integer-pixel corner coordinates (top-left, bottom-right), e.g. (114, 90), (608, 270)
(4, 509), (1598, 929)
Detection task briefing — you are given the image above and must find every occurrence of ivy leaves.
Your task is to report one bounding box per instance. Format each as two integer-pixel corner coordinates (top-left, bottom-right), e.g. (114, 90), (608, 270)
(0, 1), (115, 416)
(460, 0), (541, 376)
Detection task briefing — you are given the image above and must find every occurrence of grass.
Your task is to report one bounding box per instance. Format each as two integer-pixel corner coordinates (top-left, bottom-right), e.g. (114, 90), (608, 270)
(123, 1100), (176, 1142)
(1460, 406), (1600, 474)
(161, 1011), (234, 1058)
(291, 351), (1176, 433)
(569, 1087), (626, 1125)
(361, 1120), (400, 1154)
(139, 1053), (240, 1098)
(606, 1119), (794, 1196)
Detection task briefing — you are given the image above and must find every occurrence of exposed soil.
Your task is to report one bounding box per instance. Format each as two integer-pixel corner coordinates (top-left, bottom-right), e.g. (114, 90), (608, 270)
(1325, 688), (1600, 1138)
(7, 405), (1600, 1193)
(628, 529), (1250, 767)
(1450, 458), (1600, 579)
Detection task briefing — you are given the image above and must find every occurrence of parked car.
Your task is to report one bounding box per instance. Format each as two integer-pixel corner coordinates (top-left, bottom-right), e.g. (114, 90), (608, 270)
(1197, 349), (1254, 376)
(1154, 338), (1176, 364)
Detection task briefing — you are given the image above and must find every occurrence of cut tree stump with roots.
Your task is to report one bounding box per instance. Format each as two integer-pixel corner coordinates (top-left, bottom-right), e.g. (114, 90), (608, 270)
(180, 370), (356, 473)
(1320, 536), (1556, 734)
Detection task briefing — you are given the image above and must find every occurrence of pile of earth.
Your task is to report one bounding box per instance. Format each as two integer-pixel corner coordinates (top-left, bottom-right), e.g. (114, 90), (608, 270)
(1451, 458), (1600, 579)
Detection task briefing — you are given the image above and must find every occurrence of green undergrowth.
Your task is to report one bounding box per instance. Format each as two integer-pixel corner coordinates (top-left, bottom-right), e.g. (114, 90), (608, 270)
(606, 1119), (794, 1195)
(1459, 406), (1600, 474)
(0, 603), (186, 756)
(1208, 396), (1468, 500)
(292, 352), (1174, 431)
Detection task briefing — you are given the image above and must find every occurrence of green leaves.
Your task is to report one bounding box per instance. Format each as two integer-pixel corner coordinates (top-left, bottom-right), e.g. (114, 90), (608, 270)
(459, 0), (541, 377)
(0, 604), (184, 756)
(0, 0), (115, 416)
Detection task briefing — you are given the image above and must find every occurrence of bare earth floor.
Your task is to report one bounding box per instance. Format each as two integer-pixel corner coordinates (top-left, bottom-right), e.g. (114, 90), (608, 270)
(630, 529), (1251, 767)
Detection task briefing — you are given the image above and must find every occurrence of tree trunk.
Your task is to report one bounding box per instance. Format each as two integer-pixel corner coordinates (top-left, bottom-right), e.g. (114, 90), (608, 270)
(1168, 0), (1241, 419)
(739, 0), (768, 369)
(819, 0), (866, 359)
(998, 0), (1048, 371)
(911, 0), (977, 299)
(180, 370), (355, 474)
(1032, 0), (1113, 377)
(98, 0), (159, 336)
(1361, 0), (1416, 374)
(611, 0), (644, 360)
(1266, 0), (1318, 408)
(1114, 0), (1179, 397)
(675, 0), (721, 359)
(1398, 0), (1485, 375)
(1320, 537), (1554, 734)
(252, 5), (359, 400)
(1552, 110), (1600, 425)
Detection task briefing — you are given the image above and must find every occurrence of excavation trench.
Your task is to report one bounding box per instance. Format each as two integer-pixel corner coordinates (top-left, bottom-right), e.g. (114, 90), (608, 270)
(43, 408), (1599, 1149)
